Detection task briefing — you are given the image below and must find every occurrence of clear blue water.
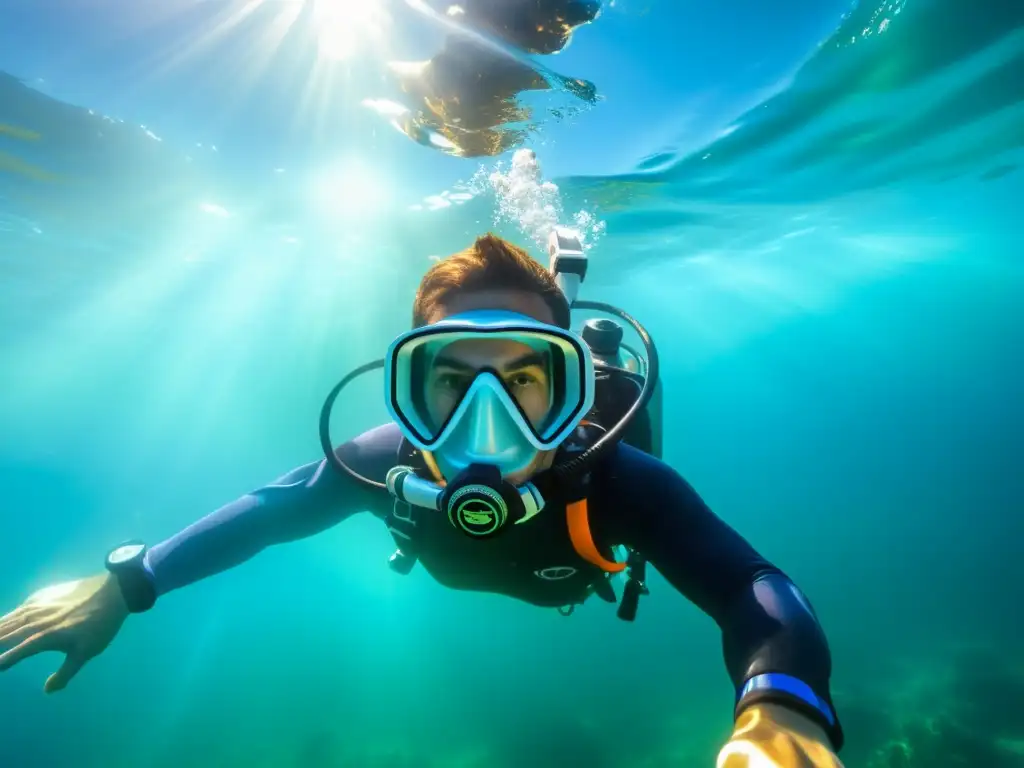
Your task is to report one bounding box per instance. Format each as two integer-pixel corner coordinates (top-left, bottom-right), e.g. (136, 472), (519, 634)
(1, 1), (1022, 766)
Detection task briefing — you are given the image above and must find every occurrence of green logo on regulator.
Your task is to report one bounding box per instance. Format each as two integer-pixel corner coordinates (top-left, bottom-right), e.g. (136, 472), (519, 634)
(449, 485), (508, 536)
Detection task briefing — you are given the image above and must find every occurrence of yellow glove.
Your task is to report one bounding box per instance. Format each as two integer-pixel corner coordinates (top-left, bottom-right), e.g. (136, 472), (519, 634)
(717, 702), (844, 768)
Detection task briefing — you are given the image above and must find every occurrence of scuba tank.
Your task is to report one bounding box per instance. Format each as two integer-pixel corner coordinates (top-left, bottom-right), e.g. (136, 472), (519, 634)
(582, 317), (642, 373)
(580, 317), (663, 462)
(547, 226), (662, 462)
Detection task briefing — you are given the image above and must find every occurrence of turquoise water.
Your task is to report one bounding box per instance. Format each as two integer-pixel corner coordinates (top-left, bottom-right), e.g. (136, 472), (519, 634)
(1, 0), (1023, 766)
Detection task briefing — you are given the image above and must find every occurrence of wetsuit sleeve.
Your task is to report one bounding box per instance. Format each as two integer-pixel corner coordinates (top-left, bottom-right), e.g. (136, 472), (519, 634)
(144, 425), (397, 597)
(600, 445), (844, 750)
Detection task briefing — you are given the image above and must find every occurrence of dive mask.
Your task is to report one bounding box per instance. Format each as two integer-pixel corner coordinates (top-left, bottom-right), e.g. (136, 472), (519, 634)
(385, 309), (596, 481)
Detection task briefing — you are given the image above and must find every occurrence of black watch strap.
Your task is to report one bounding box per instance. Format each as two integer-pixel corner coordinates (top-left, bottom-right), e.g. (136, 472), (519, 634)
(105, 542), (157, 613)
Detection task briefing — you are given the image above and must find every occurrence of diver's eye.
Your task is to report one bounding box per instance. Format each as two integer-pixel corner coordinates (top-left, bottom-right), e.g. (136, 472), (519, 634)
(507, 371), (541, 390)
(435, 372), (470, 393)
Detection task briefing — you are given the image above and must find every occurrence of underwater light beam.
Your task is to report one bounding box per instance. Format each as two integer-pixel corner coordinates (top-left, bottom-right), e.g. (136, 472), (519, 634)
(111, 0), (396, 136)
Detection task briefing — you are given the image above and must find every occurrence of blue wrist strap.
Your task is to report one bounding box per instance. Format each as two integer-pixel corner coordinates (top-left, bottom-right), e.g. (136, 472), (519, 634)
(738, 673), (836, 728)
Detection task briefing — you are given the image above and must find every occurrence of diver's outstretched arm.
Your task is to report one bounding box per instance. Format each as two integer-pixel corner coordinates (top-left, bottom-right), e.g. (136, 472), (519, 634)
(146, 423), (397, 596)
(602, 445), (844, 764)
(0, 424), (395, 692)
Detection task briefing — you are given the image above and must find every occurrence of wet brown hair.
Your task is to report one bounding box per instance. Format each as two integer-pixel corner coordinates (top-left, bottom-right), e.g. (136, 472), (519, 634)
(412, 233), (571, 329)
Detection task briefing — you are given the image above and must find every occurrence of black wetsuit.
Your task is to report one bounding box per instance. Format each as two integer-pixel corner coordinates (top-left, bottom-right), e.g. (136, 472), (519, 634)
(145, 422), (843, 749)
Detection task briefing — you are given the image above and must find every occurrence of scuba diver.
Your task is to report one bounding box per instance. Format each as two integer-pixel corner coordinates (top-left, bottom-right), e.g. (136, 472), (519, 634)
(0, 230), (845, 768)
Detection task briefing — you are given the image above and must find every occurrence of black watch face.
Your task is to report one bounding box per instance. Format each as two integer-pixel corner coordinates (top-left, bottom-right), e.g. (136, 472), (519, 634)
(108, 543), (145, 566)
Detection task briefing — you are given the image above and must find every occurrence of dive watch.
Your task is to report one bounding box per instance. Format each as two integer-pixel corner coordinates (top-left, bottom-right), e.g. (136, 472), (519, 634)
(105, 541), (157, 613)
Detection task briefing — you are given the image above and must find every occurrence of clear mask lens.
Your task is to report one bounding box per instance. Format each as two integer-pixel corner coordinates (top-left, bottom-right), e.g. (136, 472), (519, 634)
(415, 335), (562, 440)
(387, 317), (592, 452)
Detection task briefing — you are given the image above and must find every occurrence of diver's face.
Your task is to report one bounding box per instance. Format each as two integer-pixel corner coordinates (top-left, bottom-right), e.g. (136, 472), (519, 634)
(424, 289), (559, 483)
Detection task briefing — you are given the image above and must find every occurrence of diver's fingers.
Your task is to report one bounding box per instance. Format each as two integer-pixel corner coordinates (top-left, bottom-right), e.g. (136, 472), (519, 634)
(0, 606), (27, 635)
(44, 654), (87, 693)
(0, 620), (51, 650)
(0, 631), (53, 671)
(0, 606), (48, 641)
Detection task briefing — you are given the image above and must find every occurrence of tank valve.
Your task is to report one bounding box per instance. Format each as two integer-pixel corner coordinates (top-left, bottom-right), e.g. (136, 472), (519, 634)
(548, 227), (588, 305)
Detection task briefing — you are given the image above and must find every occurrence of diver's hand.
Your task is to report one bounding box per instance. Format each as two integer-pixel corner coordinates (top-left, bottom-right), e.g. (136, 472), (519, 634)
(0, 574), (128, 692)
(716, 703), (844, 768)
